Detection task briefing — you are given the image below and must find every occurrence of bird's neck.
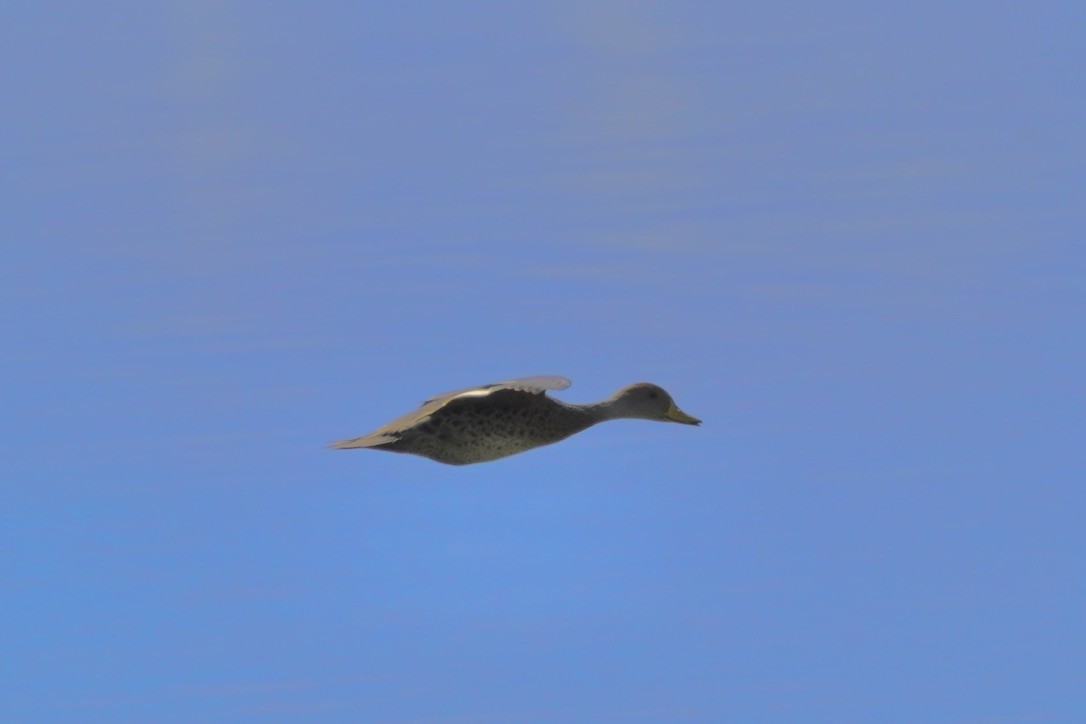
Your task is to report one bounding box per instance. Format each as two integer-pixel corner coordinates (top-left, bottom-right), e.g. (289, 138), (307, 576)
(577, 399), (624, 423)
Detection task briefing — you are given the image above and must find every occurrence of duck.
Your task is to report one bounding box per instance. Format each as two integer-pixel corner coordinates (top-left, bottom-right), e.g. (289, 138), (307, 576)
(329, 375), (701, 465)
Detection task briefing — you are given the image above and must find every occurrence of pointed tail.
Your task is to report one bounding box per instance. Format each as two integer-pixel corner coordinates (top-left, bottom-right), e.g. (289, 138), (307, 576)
(327, 433), (393, 450)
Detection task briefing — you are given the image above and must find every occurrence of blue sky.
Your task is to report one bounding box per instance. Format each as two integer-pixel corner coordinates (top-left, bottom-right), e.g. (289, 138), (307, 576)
(3, 2), (1084, 721)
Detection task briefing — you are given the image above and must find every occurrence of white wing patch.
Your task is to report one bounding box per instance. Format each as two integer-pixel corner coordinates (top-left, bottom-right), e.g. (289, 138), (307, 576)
(447, 388), (501, 401)
(420, 376), (571, 406)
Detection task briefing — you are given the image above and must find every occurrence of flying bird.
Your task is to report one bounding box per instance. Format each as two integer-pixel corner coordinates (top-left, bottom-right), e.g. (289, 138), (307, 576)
(329, 375), (701, 465)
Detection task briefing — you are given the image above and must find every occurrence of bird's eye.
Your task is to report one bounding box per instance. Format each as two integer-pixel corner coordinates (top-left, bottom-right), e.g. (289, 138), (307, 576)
(648, 391), (658, 399)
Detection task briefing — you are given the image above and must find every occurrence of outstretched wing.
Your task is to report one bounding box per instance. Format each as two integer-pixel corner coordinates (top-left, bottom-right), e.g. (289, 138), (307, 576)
(328, 376), (572, 450)
(420, 375), (571, 405)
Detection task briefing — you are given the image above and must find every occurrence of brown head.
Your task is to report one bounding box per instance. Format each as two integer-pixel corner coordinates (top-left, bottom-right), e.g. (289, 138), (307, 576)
(605, 383), (701, 425)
